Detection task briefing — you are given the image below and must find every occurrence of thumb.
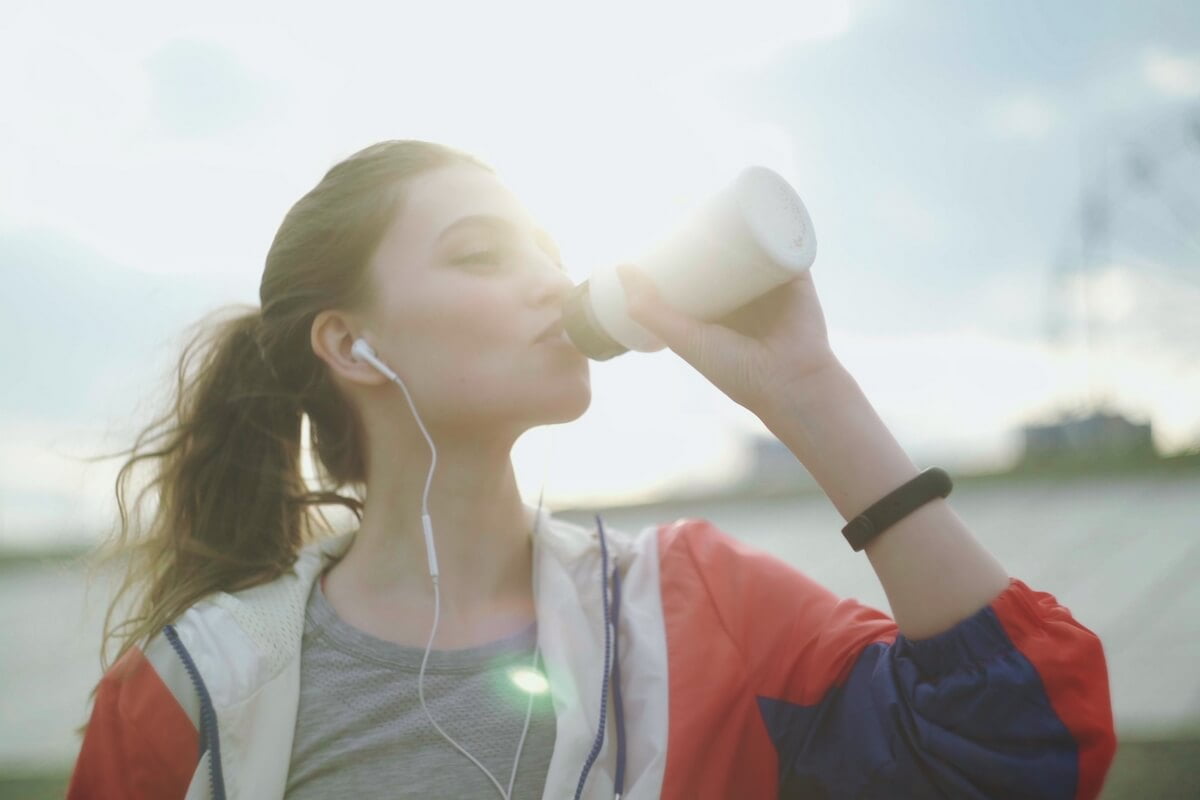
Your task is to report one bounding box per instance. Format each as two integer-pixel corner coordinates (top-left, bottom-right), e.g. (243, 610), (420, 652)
(615, 264), (716, 365)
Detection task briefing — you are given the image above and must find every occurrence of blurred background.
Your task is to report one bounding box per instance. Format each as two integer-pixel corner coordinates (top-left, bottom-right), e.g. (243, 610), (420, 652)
(2, 0), (1197, 796)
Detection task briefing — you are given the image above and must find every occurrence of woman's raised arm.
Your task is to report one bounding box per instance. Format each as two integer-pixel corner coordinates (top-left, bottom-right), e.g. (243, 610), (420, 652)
(617, 263), (1008, 638)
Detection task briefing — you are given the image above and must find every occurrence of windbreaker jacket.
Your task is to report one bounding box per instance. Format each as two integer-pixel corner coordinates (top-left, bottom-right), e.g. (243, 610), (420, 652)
(68, 508), (1116, 799)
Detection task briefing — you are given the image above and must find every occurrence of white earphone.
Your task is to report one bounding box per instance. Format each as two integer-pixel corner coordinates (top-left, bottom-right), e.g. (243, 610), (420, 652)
(349, 336), (540, 800)
(351, 338), (400, 382)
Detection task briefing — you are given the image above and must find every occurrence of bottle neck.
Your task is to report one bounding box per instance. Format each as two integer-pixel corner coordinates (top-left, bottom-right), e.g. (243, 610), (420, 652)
(561, 280), (629, 361)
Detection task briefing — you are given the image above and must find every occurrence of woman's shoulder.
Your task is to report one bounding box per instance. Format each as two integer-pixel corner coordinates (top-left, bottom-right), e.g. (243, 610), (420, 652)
(545, 513), (778, 573)
(655, 516), (780, 571)
(160, 532), (355, 686)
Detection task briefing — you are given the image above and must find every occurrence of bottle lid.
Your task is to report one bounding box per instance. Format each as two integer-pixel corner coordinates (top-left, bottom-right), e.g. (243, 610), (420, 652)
(735, 166), (816, 274)
(562, 281), (629, 361)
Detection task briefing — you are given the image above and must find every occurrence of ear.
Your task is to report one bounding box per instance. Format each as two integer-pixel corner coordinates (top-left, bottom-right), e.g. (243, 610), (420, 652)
(311, 310), (389, 386)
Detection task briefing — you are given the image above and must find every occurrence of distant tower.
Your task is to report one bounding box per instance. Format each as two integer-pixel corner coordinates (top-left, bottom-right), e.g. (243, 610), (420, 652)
(1039, 105), (1200, 457)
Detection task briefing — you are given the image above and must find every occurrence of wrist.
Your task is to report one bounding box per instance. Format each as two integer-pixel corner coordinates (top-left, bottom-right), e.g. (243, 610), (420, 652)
(757, 356), (855, 431)
(757, 360), (923, 522)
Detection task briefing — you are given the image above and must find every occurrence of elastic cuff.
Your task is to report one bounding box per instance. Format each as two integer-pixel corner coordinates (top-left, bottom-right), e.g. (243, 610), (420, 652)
(893, 578), (1025, 678)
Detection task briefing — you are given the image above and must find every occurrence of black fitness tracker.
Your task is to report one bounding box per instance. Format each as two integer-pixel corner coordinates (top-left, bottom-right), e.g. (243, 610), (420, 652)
(841, 467), (954, 551)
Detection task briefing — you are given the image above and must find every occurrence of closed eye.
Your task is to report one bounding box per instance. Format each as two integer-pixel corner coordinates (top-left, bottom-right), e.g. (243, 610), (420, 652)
(453, 250), (504, 267)
(451, 239), (564, 271)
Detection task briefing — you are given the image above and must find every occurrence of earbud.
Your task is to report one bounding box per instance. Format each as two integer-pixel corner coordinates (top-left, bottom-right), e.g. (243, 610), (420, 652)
(351, 337), (376, 365)
(351, 338), (400, 382)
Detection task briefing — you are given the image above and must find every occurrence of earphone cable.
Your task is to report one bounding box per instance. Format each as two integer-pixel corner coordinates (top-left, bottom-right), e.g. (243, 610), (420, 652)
(376, 356), (549, 800)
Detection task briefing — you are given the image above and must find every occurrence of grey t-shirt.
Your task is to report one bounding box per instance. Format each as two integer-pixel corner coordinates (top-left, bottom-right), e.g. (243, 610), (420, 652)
(284, 576), (556, 799)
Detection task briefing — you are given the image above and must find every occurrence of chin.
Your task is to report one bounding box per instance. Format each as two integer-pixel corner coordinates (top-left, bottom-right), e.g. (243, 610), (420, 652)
(539, 379), (592, 423)
(517, 367), (591, 423)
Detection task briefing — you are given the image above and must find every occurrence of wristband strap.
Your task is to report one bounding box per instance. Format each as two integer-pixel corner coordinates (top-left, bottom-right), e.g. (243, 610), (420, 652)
(841, 467), (953, 551)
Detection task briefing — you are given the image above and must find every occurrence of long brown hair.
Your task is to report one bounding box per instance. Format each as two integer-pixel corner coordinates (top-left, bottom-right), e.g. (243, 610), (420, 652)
(88, 140), (491, 676)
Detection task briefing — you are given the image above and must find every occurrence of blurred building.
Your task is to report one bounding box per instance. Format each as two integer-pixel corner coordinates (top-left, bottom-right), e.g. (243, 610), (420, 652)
(1018, 410), (1158, 466)
(727, 435), (819, 496)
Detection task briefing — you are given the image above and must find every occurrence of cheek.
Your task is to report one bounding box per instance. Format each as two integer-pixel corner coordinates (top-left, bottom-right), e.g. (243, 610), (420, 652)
(453, 293), (517, 343)
(391, 287), (522, 387)
(430, 286), (518, 355)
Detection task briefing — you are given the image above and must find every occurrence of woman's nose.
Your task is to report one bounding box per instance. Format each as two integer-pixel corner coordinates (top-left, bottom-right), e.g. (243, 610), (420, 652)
(529, 255), (575, 306)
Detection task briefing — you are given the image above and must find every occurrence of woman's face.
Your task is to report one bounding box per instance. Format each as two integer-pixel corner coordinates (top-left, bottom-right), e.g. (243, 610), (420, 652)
(360, 163), (591, 436)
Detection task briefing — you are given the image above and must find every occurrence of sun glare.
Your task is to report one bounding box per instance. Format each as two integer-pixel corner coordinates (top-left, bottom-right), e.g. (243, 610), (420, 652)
(509, 666), (551, 695)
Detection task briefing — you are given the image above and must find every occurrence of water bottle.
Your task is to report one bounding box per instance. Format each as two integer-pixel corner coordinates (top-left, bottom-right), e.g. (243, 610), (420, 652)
(561, 165), (817, 360)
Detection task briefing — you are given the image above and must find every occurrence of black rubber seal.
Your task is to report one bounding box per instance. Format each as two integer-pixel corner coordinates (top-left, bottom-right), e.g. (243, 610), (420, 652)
(562, 281), (629, 361)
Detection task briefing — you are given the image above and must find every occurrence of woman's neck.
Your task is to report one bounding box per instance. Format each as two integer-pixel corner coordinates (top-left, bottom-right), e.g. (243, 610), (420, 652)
(322, 440), (539, 647)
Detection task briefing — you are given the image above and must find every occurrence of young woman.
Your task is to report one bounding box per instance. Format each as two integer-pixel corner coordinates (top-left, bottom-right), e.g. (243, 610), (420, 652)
(68, 140), (1116, 799)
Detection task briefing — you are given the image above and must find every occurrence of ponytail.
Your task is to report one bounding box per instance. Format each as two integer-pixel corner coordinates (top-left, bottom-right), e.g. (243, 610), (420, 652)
(81, 139), (489, 713)
(90, 305), (360, 674)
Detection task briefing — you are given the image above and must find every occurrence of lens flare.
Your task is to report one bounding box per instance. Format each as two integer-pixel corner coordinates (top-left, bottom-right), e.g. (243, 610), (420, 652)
(510, 666), (550, 695)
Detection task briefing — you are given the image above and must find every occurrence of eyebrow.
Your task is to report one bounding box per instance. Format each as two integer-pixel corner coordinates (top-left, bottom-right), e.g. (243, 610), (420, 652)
(436, 214), (556, 248)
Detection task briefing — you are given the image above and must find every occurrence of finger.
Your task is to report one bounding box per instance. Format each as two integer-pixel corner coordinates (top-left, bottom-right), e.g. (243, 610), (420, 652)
(615, 264), (698, 347)
(615, 264), (736, 372)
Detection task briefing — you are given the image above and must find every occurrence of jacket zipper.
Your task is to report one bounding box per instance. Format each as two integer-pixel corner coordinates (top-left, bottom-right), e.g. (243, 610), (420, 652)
(164, 624), (227, 800)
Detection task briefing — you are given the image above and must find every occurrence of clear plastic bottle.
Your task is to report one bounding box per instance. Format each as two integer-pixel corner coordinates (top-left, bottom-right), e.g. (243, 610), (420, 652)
(562, 165), (817, 360)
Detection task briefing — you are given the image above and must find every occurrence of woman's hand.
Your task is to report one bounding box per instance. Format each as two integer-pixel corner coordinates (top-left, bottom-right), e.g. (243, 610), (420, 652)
(616, 263), (840, 415)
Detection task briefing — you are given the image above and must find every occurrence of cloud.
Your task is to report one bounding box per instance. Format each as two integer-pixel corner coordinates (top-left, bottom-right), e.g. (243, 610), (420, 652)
(835, 318), (1200, 470)
(1063, 259), (1200, 353)
(1142, 47), (1200, 98)
(867, 184), (949, 246)
(0, 418), (120, 546)
(0, 228), (237, 545)
(0, 228), (235, 422)
(144, 39), (271, 137)
(986, 91), (1059, 140)
(667, 0), (857, 73)
(971, 265), (1053, 341)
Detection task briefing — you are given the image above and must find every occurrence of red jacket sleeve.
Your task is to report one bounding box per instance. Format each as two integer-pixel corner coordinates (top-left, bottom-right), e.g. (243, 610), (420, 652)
(658, 519), (1116, 799)
(67, 646), (199, 800)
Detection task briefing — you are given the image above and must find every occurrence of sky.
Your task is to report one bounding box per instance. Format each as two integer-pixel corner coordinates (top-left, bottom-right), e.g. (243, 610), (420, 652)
(2, 0), (1199, 547)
